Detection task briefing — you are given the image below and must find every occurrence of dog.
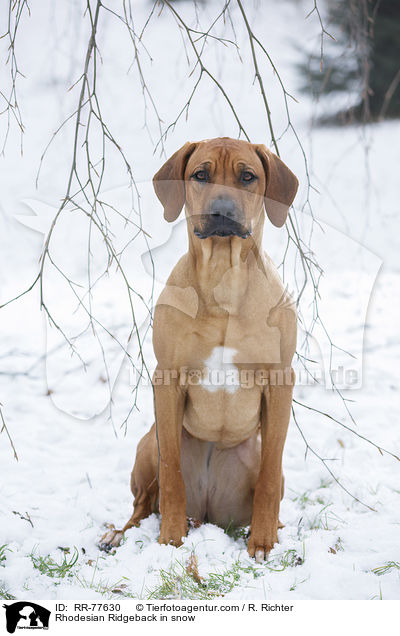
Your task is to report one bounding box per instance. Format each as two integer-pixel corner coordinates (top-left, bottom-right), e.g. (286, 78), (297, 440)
(100, 137), (298, 562)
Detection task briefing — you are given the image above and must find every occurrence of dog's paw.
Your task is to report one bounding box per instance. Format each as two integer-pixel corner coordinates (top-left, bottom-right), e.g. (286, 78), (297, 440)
(98, 524), (124, 552)
(158, 517), (188, 547)
(247, 529), (278, 563)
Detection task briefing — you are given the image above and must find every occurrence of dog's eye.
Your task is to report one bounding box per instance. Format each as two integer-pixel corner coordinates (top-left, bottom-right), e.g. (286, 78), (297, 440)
(192, 170), (208, 182)
(241, 171), (256, 183)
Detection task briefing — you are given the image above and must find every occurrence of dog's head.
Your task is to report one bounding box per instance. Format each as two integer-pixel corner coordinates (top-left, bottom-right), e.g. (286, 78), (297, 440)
(153, 137), (298, 239)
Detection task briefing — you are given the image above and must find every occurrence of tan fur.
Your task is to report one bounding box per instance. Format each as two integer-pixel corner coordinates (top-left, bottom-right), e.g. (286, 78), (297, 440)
(100, 138), (298, 561)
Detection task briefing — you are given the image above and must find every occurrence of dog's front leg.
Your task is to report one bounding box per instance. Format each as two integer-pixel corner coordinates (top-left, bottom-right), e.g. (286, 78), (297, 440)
(154, 374), (188, 547)
(248, 369), (294, 562)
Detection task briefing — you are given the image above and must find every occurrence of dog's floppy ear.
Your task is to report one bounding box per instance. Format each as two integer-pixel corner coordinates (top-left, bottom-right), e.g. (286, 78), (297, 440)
(153, 142), (197, 222)
(254, 144), (298, 227)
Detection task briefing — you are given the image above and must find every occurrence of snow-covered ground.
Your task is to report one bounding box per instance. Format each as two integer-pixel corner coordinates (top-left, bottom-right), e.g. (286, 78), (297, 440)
(1, 0), (399, 600)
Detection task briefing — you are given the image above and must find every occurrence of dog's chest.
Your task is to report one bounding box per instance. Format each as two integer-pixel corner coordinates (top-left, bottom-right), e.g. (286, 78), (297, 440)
(183, 313), (282, 373)
(180, 319), (280, 446)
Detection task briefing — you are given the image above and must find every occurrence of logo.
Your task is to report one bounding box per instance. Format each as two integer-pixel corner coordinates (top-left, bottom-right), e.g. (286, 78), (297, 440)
(3, 602), (50, 634)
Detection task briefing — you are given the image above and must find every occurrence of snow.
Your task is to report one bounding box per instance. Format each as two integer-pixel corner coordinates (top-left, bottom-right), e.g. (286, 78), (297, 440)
(0, 0), (399, 601)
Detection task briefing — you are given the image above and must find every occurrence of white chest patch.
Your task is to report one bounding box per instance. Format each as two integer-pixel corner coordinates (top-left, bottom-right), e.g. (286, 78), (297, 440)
(200, 346), (239, 393)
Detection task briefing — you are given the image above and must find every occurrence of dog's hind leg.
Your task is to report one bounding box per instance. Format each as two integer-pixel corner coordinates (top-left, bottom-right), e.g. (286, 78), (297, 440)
(99, 424), (159, 551)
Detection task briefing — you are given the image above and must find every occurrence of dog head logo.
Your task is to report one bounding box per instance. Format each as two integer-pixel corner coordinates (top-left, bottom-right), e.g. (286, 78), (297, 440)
(3, 602), (50, 633)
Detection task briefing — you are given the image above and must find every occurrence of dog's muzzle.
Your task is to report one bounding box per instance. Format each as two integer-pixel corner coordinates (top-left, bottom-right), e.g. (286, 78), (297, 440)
(193, 197), (251, 239)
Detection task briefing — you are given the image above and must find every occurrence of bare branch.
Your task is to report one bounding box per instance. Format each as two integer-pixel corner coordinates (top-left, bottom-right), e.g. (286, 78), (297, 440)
(292, 406), (376, 512)
(0, 403), (18, 461)
(0, 0), (30, 154)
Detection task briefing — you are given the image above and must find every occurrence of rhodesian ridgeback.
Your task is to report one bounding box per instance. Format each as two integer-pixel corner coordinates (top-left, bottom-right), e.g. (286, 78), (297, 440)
(100, 137), (298, 561)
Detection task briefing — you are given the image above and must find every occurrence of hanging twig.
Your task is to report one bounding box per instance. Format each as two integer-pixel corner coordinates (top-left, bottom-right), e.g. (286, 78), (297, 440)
(0, 0), (29, 154)
(292, 406), (376, 512)
(0, 403), (18, 461)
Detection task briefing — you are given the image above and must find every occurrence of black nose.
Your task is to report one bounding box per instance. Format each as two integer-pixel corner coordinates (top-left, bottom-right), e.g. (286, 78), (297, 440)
(210, 197), (236, 218)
